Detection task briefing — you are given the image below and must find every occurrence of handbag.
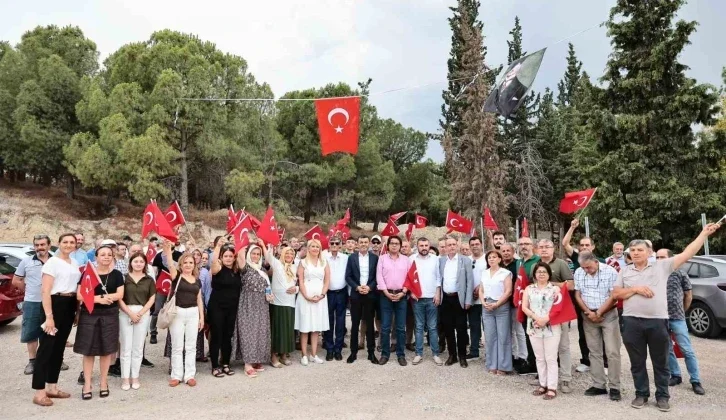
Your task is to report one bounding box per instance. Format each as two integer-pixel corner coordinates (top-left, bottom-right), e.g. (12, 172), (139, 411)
(157, 275), (183, 329)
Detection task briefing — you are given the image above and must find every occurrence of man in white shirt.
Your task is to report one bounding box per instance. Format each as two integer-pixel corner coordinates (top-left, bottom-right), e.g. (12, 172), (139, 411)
(324, 237), (349, 361)
(467, 237), (486, 360)
(410, 237), (443, 366)
(438, 237), (473, 367)
(344, 236), (379, 364)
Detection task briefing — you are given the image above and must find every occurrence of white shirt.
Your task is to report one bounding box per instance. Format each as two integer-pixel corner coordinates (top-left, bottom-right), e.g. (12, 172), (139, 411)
(326, 252), (349, 291)
(269, 255), (297, 308)
(471, 254), (487, 305)
(410, 253), (440, 298)
(358, 252), (369, 286)
(42, 256), (81, 295)
(443, 254), (459, 293)
(481, 267), (512, 300)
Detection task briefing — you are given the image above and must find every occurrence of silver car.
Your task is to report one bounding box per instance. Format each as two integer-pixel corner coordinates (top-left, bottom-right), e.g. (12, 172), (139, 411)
(681, 256), (726, 338)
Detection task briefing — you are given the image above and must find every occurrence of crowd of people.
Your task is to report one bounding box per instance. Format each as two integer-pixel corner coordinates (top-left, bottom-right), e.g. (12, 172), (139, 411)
(11, 220), (719, 412)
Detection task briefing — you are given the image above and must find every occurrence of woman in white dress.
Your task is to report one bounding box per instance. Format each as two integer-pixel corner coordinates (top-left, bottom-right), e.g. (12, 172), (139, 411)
(294, 239), (330, 366)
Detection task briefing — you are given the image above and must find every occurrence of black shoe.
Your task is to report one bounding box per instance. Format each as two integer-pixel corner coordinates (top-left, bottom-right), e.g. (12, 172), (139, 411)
(397, 357), (407, 366)
(692, 382), (705, 395)
(150, 334), (157, 344)
(459, 358), (468, 368)
(512, 357), (523, 368)
(347, 354), (357, 364)
(379, 356), (389, 365)
(445, 356), (458, 366)
(631, 396), (648, 409)
(325, 352), (334, 361)
(584, 387), (608, 396)
(368, 354), (379, 365)
(516, 361), (537, 375)
(669, 376), (682, 386)
(77, 371), (85, 385)
(609, 389), (622, 401)
(342, 342), (348, 348)
(334, 352), (343, 361)
(465, 353), (480, 360)
(109, 364), (121, 378)
(141, 358), (155, 368)
(405, 343), (415, 352)
(656, 398), (670, 412)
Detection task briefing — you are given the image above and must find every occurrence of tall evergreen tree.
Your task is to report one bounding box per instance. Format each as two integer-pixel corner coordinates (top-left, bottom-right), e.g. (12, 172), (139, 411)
(556, 43), (583, 106)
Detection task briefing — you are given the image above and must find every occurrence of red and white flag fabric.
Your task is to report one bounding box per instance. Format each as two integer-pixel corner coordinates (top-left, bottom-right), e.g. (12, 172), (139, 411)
(445, 210), (473, 235)
(514, 263), (529, 323)
(314, 97), (360, 156)
(389, 211), (407, 223)
(304, 224), (329, 250)
(226, 205), (237, 232)
(671, 332), (684, 358)
(255, 207), (280, 246)
(549, 284), (577, 326)
(405, 223), (415, 242)
(278, 227), (286, 243)
(521, 217), (530, 238)
(141, 201), (178, 242)
(163, 200), (186, 229)
(145, 245), (157, 263)
(80, 262), (100, 313)
(483, 207), (499, 230)
(340, 226), (351, 241)
(403, 261), (422, 299)
(230, 216), (253, 254)
(559, 188), (597, 214)
(414, 214), (428, 229)
(381, 220), (401, 237)
(155, 270), (173, 296)
(336, 208), (351, 229)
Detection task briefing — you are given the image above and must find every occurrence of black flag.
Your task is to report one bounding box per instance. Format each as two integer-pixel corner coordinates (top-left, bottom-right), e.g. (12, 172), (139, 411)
(484, 48), (546, 118)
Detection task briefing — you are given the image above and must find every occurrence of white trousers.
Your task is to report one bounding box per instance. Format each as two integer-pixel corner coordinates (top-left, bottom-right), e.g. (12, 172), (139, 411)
(531, 325), (562, 389)
(119, 305), (151, 379)
(170, 306), (199, 382)
(510, 308), (528, 360)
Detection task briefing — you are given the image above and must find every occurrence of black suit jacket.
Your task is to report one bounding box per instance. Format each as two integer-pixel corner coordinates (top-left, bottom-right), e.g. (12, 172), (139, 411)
(345, 252), (378, 299)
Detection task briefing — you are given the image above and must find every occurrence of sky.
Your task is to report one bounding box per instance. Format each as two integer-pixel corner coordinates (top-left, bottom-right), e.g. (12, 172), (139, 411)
(2, 0), (725, 162)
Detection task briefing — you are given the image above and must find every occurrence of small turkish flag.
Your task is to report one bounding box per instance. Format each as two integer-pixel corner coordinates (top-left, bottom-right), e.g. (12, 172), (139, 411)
(549, 284), (577, 326)
(671, 332), (684, 358)
(559, 188), (597, 214)
(340, 226), (351, 241)
(155, 270), (173, 296)
(483, 207), (499, 230)
(141, 201), (178, 242)
(336, 208), (351, 228)
(403, 261), (422, 299)
(414, 214), (427, 229)
(314, 97), (360, 156)
(514, 263), (529, 323)
(405, 223), (415, 242)
(226, 205), (236, 232)
(80, 262), (100, 313)
(256, 207), (280, 246)
(521, 217), (530, 238)
(246, 212), (262, 230)
(278, 227), (285, 243)
(445, 210), (473, 234)
(164, 200), (186, 229)
(145, 245), (157, 263)
(389, 211), (407, 223)
(230, 216), (253, 254)
(381, 220), (401, 237)
(304, 224), (329, 250)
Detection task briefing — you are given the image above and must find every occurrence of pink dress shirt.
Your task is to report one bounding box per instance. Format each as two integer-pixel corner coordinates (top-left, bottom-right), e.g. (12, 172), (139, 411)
(376, 253), (411, 291)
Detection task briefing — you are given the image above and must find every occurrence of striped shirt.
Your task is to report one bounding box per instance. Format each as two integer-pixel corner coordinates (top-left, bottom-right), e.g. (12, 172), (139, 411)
(574, 263), (618, 309)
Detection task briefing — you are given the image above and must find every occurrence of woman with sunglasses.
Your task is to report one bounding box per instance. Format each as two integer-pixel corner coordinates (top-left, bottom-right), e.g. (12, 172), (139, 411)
(74, 245), (125, 400)
(208, 240), (242, 377)
(31, 234), (81, 406)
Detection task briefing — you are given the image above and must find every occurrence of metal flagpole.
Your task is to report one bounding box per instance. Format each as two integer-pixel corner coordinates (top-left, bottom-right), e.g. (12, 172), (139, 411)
(702, 213), (710, 255)
(584, 217), (590, 238)
(516, 218), (520, 239)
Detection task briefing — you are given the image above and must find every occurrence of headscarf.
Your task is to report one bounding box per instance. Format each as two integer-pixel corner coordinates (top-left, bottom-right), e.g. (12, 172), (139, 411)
(246, 245), (264, 272)
(278, 246), (296, 281)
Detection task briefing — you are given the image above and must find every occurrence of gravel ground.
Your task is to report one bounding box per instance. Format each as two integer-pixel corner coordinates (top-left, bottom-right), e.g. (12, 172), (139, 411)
(1, 315), (724, 420)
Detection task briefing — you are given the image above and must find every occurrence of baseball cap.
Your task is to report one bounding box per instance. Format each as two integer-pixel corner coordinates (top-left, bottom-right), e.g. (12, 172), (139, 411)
(371, 235), (382, 243)
(100, 239), (117, 246)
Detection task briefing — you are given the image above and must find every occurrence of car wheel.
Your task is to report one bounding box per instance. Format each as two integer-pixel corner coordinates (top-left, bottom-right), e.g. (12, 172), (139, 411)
(0, 317), (16, 327)
(687, 302), (723, 338)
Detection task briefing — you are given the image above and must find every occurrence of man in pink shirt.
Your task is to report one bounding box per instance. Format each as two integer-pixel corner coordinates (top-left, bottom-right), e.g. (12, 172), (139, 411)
(376, 235), (412, 366)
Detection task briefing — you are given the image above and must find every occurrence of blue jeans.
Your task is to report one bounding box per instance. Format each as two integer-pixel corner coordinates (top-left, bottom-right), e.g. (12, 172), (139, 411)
(483, 303), (512, 371)
(324, 289), (348, 353)
(380, 294), (407, 358)
(668, 319), (701, 383)
(413, 298), (439, 356)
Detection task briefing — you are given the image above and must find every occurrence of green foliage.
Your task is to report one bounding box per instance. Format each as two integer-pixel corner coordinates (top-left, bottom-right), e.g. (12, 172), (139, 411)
(224, 168), (266, 213)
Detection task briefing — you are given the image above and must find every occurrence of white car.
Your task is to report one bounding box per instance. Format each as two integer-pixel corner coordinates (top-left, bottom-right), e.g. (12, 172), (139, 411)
(0, 243), (57, 269)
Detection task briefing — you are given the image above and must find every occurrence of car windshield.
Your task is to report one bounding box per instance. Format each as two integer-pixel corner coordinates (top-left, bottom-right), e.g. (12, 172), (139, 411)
(0, 259), (15, 276)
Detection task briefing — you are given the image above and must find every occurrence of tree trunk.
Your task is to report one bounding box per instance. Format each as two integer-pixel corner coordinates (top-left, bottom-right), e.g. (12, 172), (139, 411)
(303, 191), (313, 224)
(267, 174), (273, 207)
(104, 190), (114, 210)
(179, 132), (189, 213)
(66, 176), (75, 199)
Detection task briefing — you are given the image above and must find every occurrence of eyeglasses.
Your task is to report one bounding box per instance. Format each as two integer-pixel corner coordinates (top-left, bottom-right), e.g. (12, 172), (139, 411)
(330, 242), (341, 246)
(371, 240), (381, 244)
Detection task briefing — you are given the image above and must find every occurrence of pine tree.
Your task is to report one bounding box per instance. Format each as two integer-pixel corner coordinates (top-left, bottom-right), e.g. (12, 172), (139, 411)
(556, 43), (582, 106)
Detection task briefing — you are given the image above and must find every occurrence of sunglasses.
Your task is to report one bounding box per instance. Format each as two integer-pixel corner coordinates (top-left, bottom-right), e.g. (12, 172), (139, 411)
(330, 242), (341, 246)
(371, 240), (381, 244)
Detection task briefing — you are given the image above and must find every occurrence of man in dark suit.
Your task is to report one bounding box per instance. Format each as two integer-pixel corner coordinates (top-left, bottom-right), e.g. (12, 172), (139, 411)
(345, 235), (379, 364)
(438, 237), (474, 367)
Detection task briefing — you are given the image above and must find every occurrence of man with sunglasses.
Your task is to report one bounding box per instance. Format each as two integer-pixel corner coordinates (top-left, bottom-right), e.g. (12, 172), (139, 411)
(324, 237), (349, 361)
(370, 235), (383, 256)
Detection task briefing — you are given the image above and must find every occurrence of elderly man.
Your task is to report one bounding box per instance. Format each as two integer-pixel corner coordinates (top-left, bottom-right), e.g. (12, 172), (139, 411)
(574, 251), (622, 401)
(516, 235), (540, 375)
(438, 237), (473, 367)
(608, 242), (627, 270)
(656, 249), (705, 396)
(613, 224), (719, 412)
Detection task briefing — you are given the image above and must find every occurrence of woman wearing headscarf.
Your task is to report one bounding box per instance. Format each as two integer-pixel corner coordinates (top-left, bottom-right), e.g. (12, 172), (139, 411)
(264, 243), (298, 367)
(231, 238), (273, 378)
(208, 240), (242, 377)
(295, 239), (330, 366)
(74, 245), (125, 400)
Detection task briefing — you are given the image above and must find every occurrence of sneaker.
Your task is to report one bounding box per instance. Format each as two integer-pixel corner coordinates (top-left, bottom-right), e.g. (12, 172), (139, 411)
(312, 355), (324, 364)
(669, 376), (682, 386)
(584, 387), (608, 396)
(60, 362), (69, 371)
(77, 371), (85, 385)
(575, 364), (590, 373)
(560, 381), (572, 394)
(141, 358), (155, 368)
(433, 356), (443, 366)
(630, 396), (648, 409)
(300, 356), (309, 366)
(412, 355), (423, 365)
(465, 353), (480, 360)
(609, 389), (622, 401)
(656, 398), (670, 412)
(692, 382), (706, 395)
(24, 361), (35, 375)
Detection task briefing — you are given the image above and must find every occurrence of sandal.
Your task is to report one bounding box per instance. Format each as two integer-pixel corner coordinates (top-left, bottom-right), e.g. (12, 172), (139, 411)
(244, 368), (258, 378)
(222, 365), (235, 376)
(252, 363), (265, 372)
(99, 388), (110, 398)
(81, 388), (92, 401)
(532, 387), (547, 396)
(212, 368), (224, 378)
(271, 360), (283, 368)
(543, 390), (557, 400)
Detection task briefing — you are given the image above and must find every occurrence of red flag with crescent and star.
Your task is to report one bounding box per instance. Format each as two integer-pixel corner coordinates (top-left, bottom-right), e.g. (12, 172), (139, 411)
(559, 188), (597, 214)
(164, 200), (186, 229)
(304, 224), (329, 250)
(389, 211), (407, 223)
(514, 263), (529, 323)
(336, 208), (351, 229)
(155, 270), (173, 296)
(230, 216), (253, 254)
(340, 226), (351, 241)
(80, 262), (100, 313)
(226, 205), (237, 232)
(381, 220), (401, 237)
(145, 245), (157, 263)
(671, 332), (684, 358)
(403, 261), (422, 299)
(549, 283), (577, 326)
(278, 227), (286, 243)
(314, 97), (360, 156)
(405, 223), (415, 242)
(445, 210), (473, 235)
(141, 201), (178, 242)
(483, 207), (499, 231)
(414, 214), (427, 229)
(256, 207), (280, 246)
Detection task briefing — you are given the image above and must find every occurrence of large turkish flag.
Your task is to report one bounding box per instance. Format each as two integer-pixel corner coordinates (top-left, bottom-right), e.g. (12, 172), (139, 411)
(314, 97), (360, 156)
